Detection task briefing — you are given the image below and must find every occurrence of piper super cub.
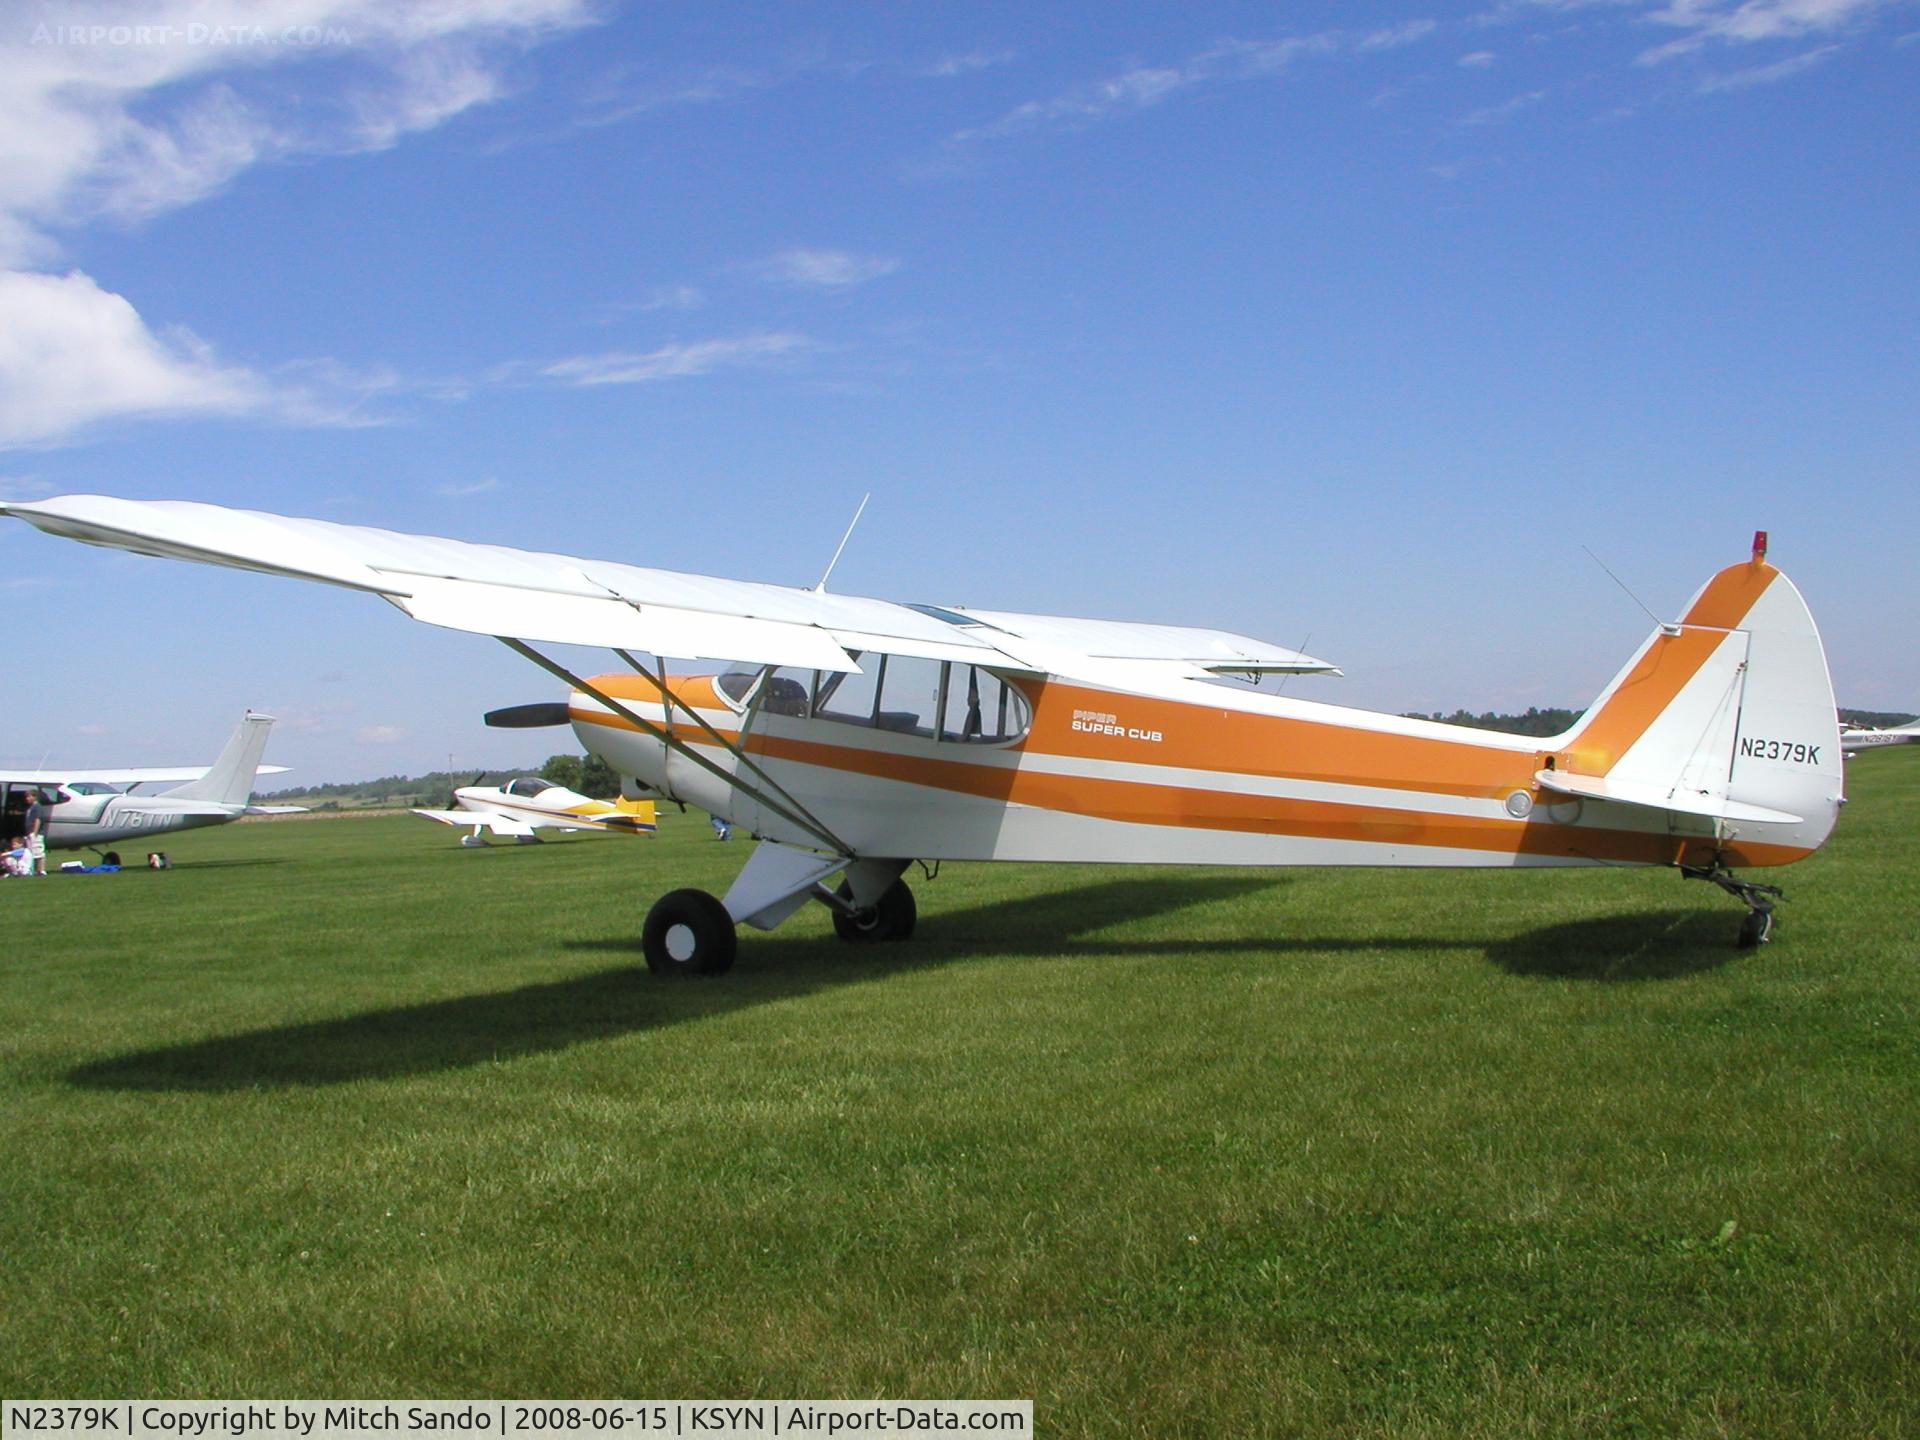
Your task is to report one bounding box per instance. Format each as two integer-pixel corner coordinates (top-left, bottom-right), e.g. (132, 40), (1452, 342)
(1, 496), (1843, 972)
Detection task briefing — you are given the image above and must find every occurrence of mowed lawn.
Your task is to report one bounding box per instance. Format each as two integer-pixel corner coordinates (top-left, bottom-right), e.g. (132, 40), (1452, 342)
(2, 755), (1915, 1437)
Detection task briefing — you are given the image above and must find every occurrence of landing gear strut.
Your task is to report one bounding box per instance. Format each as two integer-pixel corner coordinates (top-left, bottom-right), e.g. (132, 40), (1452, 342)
(1681, 861), (1784, 949)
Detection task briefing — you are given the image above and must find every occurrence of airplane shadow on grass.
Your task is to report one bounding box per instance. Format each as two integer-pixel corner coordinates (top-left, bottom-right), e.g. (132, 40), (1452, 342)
(68, 876), (1736, 1093)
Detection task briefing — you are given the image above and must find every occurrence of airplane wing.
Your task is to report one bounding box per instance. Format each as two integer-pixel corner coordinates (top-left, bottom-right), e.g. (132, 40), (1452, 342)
(0, 765), (290, 786)
(412, 808), (542, 837)
(1, 496), (1337, 682)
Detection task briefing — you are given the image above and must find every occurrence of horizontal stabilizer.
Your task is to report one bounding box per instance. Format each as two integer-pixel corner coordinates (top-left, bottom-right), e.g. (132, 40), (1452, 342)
(1534, 770), (1802, 825)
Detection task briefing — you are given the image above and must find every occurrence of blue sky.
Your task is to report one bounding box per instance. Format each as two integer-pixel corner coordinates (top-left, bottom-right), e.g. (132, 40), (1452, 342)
(1, 0), (1914, 781)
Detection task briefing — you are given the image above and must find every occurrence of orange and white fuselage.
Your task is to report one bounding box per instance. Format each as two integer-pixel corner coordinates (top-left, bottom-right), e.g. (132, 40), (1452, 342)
(571, 552), (1843, 877)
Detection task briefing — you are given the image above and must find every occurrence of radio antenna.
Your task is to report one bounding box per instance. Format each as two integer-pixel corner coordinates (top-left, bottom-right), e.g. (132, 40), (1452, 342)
(1582, 545), (1679, 635)
(814, 493), (870, 594)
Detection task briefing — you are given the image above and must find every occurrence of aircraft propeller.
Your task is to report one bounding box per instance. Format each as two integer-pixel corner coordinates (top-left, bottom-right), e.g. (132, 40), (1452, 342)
(484, 702), (571, 728)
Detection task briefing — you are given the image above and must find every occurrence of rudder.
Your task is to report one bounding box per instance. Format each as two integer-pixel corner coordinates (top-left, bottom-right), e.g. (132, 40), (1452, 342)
(1551, 539), (1842, 864)
(163, 712), (276, 806)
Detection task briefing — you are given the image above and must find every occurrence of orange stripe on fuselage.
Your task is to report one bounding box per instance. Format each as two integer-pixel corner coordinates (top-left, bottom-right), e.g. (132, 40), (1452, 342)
(570, 667), (1810, 869)
(1563, 560), (1776, 776)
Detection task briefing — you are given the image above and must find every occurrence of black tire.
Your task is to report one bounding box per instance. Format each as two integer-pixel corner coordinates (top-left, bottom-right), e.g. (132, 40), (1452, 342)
(1737, 907), (1773, 950)
(642, 888), (737, 976)
(832, 878), (917, 944)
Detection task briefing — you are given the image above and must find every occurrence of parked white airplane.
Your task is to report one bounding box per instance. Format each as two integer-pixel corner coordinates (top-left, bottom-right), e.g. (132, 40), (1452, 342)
(0, 498), (1844, 964)
(1, 712), (298, 859)
(414, 774), (657, 845)
(1840, 719), (1919, 755)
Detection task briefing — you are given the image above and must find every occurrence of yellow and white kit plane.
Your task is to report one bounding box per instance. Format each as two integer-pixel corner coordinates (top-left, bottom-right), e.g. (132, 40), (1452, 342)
(1, 497), (1843, 969)
(414, 772), (657, 845)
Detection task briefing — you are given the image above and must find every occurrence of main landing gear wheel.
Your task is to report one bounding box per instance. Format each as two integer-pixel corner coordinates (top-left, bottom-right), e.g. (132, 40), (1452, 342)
(642, 888), (737, 976)
(831, 878), (917, 944)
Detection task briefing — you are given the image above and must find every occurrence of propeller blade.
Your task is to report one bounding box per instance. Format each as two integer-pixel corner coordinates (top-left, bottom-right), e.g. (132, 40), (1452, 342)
(484, 702), (572, 728)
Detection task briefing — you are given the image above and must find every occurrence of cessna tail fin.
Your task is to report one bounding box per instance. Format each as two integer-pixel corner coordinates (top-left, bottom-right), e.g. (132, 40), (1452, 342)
(1546, 545), (1843, 861)
(162, 712), (276, 807)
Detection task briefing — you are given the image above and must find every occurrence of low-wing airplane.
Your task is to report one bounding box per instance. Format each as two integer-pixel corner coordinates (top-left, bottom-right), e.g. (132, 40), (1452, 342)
(1840, 718), (1919, 755)
(0, 711), (299, 860)
(414, 773), (658, 845)
(1, 497), (1844, 965)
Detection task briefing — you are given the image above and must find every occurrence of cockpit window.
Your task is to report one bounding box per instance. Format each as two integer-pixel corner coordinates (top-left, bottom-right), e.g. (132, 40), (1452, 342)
(505, 777), (556, 797)
(811, 658), (1030, 745)
(63, 782), (122, 796)
(942, 665), (1029, 743)
(717, 668), (812, 716)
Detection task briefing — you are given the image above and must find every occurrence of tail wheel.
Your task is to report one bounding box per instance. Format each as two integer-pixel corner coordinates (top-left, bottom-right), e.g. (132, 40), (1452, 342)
(832, 878), (917, 944)
(1737, 907), (1774, 950)
(642, 888), (737, 976)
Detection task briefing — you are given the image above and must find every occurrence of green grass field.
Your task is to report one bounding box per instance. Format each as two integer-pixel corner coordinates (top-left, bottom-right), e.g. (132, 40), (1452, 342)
(3, 755), (1916, 1437)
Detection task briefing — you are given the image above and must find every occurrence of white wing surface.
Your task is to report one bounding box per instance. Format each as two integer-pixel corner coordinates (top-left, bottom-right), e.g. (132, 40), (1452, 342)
(412, 808), (544, 837)
(1, 495), (1337, 681)
(0, 765), (289, 786)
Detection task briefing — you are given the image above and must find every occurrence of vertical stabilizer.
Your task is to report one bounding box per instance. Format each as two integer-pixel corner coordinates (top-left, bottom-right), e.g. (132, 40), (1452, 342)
(1552, 547), (1843, 860)
(163, 712), (275, 806)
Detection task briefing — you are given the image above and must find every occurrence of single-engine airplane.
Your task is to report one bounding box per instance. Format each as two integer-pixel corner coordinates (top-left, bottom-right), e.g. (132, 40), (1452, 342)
(414, 773), (657, 845)
(1, 496), (1844, 966)
(0, 710), (299, 859)
(1840, 718), (1919, 755)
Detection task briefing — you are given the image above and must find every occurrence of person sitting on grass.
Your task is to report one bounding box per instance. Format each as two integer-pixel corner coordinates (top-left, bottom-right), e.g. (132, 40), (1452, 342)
(2, 837), (30, 878)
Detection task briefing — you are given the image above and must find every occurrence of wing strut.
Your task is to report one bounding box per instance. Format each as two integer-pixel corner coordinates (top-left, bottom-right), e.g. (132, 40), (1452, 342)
(609, 648), (851, 856)
(500, 638), (853, 858)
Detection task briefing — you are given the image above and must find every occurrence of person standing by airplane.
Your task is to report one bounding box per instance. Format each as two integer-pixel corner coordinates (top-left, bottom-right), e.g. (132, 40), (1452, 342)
(23, 790), (52, 875)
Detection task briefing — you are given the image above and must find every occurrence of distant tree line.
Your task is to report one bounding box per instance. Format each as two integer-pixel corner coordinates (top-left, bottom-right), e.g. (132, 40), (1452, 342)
(261, 755), (620, 809)
(1403, 707), (1585, 737)
(1840, 709), (1918, 730)
(538, 752), (621, 799)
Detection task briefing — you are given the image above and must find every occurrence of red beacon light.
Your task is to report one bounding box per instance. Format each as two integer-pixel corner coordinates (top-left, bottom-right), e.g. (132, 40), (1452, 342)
(1752, 530), (1769, 563)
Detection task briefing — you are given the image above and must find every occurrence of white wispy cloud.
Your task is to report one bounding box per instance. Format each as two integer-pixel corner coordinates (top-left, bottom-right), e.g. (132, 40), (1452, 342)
(918, 50), (1019, 78)
(1461, 88), (1549, 124)
(535, 332), (815, 387)
(1638, 0), (1889, 62)
(0, 475), (55, 500)
(1361, 20), (1441, 50)
(433, 477), (504, 500)
(356, 724), (405, 745)
(0, 269), (274, 448)
(943, 23), (1453, 147)
(0, 0), (597, 450)
(638, 284), (706, 312)
(1459, 50), (1499, 66)
(743, 249), (902, 289)
(1697, 42), (1843, 87)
